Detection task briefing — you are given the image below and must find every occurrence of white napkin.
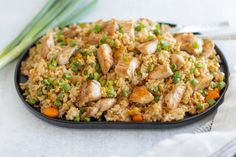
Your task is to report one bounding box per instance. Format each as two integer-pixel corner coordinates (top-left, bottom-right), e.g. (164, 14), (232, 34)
(139, 67), (236, 157)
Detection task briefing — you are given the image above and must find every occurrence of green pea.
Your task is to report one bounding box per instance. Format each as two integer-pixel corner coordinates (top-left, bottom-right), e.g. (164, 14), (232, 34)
(197, 103), (203, 110)
(122, 90), (129, 97)
(192, 41), (199, 49)
(154, 95), (160, 102)
(147, 64), (154, 72)
(63, 74), (71, 80)
(92, 24), (102, 33)
(79, 107), (86, 113)
(54, 100), (62, 107)
(57, 79), (64, 88)
(70, 61), (82, 72)
(83, 69), (89, 76)
(74, 117), (80, 122)
(36, 87), (43, 96)
(217, 81), (226, 90)
(208, 98), (216, 106)
(57, 92), (64, 101)
(174, 71), (182, 78)
(27, 99), (37, 105)
(107, 86), (116, 97)
(135, 23), (145, 31)
(84, 117), (91, 122)
(63, 83), (71, 92)
(70, 40), (77, 47)
(173, 77), (180, 84)
(191, 78), (199, 86)
(42, 79), (51, 86)
(147, 35), (155, 41)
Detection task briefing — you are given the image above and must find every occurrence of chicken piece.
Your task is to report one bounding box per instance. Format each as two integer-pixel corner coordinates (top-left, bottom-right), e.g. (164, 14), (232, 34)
(87, 98), (117, 118)
(195, 75), (213, 90)
(165, 84), (186, 109)
(57, 47), (76, 65)
(129, 86), (154, 104)
(115, 56), (138, 78)
(65, 106), (80, 120)
(202, 39), (215, 58)
(40, 33), (54, 59)
(119, 20), (135, 40)
(148, 64), (173, 79)
(64, 25), (79, 38)
(86, 32), (102, 45)
(77, 80), (101, 107)
(103, 19), (118, 36)
(114, 45), (127, 64)
(175, 33), (203, 55)
(170, 54), (186, 68)
(137, 40), (158, 55)
(97, 44), (113, 74)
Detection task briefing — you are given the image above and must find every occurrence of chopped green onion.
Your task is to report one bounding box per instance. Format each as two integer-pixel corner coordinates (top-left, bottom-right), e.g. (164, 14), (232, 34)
(92, 24), (102, 33)
(63, 83), (71, 92)
(57, 79), (64, 88)
(70, 61), (82, 72)
(123, 54), (129, 61)
(83, 69), (89, 76)
(108, 39), (115, 47)
(173, 77), (180, 84)
(196, 62), (204, 68)
(107, 86), (116, 97)
(170, 64), (178, 72)
(174, 71), (182, 78)
(208, 98), (216, 106)
(159, 40), (170, 50)
(42, 79), (52, 86)
(191, 78), (199, 86)
(79, 107), (86, 113)
(100, 34), (107, 44)
(217, 81), (226, 90)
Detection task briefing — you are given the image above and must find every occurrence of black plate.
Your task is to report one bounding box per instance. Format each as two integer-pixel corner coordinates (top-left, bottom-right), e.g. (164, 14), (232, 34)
(14, 23), (229, 129)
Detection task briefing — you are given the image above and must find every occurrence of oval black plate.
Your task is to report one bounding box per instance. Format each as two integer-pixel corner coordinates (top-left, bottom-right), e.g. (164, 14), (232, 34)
(14, 23), (229, 129)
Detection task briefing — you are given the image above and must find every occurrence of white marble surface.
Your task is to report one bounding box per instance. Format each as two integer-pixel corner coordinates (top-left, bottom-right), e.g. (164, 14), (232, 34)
(0, 0), (235, 157)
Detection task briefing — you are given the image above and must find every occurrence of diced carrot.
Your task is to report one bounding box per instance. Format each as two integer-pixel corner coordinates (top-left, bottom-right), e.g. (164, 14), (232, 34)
(205, 90), (220, 102)
(132, 115), (143, 122)
(214, 88), (220, 94)
(43, 107), (59, 118)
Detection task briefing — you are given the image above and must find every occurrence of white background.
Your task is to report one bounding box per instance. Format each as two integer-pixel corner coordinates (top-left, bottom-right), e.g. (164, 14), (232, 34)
(0, 0), (236, 157)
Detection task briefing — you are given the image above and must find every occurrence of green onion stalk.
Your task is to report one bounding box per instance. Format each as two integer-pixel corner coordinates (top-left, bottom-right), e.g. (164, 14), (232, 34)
(0, 0), (98, 70)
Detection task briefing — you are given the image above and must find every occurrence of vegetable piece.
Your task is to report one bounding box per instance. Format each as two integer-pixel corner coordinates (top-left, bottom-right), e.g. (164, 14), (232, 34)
(122, 90), (129, 97)
(57, 92), (64, 101)
(63, 74), (71, 80)
(173, 71), (182, 84)
(153, 86), (159, 93)
(92, 24), (102, 33)
(191, 78), (199, 86)
(64, 83), (71, 92)
(27, 99), (37, 105)
(84, 117), (91, 122)
(147, 64), (154, 72)
(192, 41), (199, 49)
(135, 23), (145, 31)
(54, 100), (62, 107)
(208, 98), (216, 106)
(37, 87), (43, 96)
(217, 81), (226, 90)
(205, 90), (220, 102)
(132, 115), (143, 122)
(197, 103), (203, 110)
(0, 0), (98, 70)
(43, 107), (59, 117)
(153, 23), (161, 35)
(74, 117), (80, 122)
(170, 64), (178, 72)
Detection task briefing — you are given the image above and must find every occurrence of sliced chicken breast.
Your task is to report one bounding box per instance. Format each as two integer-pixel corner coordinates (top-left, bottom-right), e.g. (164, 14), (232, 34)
(129, 86), (154, 104)
(137, 40), (158, 55)
(165, 84), (186, 109)
(57, 47), (76, 65)
(103, 19), (118, 36)
(40, 33), (54, 59)
(115, 55), (138, 78)
(97, 44), (113, 74)
(148, 64), (173, 79)
(77, 80), (101, 107)
(175, 33), (203, 55)
(202, 39), (215, 58)
(87, 98), (117, 118)
(170, 54), (186, 68)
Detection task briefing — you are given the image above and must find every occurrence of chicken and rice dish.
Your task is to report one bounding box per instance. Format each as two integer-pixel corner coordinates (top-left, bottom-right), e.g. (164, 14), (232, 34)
(20, 19), (226, 122)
